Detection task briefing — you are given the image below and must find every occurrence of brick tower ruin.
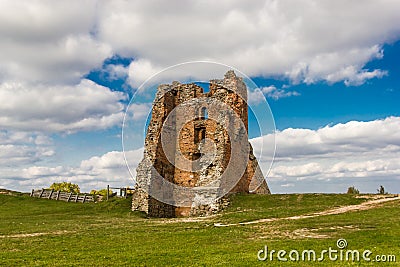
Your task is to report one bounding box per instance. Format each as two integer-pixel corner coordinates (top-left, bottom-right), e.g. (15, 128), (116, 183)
(132, 70), (270, 217)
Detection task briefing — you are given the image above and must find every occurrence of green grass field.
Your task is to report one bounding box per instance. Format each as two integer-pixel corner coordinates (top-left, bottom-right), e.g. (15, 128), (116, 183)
(0, 192), (398, 266)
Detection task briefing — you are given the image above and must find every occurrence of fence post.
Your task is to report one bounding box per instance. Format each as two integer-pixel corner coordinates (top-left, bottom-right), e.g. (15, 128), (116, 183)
(107, 185), (109, 200)
(83, 194), (87, 203)
(48, 189), (54, 199)
(39, 188), (44, 198)
(67, 192), (72, 202)
(30, 189), (34, 197)
(56, 191), (60, 200)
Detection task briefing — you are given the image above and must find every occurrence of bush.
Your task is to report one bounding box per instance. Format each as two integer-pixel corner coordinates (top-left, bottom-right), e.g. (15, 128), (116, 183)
(126, 189), (135, 195)
(90, 188), (113, 197)
(49, 182), (80, 194)
(347, 186), (359, 194)
(377, 185), (388, 194)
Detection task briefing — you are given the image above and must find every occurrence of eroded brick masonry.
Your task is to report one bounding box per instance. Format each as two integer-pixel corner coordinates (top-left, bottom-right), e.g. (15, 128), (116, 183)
(132, 71), (270, 217)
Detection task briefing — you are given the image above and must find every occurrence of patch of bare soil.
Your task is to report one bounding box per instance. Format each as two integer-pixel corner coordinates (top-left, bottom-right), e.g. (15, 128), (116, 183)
(0, 189), (23, 196)
(249, 225), (359, 240)
(214, 195), (400, 227)
(151, 216), (215, 224)
(0, 230), (75, 239)
(291, 225), (359, 239)
(355, 194), (398, 200)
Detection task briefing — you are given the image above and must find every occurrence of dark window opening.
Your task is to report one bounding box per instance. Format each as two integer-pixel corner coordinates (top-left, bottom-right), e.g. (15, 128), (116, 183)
(200, 128), (206, 141)
(194, 127), (206, 144)
(200, 107), (208, 119)
(192, 153), (201, 160)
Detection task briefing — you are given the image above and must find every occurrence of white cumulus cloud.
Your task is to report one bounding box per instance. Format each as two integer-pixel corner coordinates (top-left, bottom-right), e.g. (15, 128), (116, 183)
(0, 79), (127, 133)
(0, 130), (54, 166)
(5, 117), (400, 193)
(95, 0), (400, 86)
(251, 117), (400, 185)
(1, 1), (399, 87)
(0, 0), (111, 84)
(2, 148), (144, 192)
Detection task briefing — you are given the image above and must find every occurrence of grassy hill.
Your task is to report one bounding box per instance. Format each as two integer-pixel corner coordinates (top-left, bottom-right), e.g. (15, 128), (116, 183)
(0, 192), (398, 266)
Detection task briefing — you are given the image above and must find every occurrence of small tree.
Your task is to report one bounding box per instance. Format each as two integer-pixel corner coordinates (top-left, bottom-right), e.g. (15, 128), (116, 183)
(90, 188), (113, 197)
(347, 186), (359, 194)
(49, 182), (80, 194)
(126, 188), (135, 195)
(377, 185), (387, 194)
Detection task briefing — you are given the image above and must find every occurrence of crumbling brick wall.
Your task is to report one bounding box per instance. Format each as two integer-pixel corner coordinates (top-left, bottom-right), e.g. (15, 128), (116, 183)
(133, 71), (270, 217)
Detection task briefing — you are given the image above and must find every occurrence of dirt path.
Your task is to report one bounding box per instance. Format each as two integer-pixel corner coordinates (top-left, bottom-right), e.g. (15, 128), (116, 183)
(0, 230), (75, 239)
(214, 195), (400, 227)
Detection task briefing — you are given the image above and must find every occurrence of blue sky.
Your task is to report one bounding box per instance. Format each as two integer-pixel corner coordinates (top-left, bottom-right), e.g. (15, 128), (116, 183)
(0, 1), (399, 194)
(264, 41), (400, 131)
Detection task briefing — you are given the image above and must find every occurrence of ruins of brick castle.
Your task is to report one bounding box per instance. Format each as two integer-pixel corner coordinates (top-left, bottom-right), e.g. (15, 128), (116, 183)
(132, 70), (270, 217)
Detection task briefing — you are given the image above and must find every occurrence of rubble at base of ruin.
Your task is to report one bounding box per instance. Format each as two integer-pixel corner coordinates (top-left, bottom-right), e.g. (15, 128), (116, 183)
(132, 70), (270, 217)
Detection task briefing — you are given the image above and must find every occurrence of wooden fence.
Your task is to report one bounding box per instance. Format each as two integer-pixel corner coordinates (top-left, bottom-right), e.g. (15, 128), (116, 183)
(106, 185), (135, 200)
(30, 189), (94, 203)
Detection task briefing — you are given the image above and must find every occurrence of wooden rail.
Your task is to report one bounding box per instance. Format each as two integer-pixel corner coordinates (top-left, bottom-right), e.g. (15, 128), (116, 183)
(30, 189), (94, 203)
(106, 185), (135, 200)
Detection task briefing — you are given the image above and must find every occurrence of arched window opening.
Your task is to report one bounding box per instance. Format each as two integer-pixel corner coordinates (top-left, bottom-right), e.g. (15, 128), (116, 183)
(200, 128), (206, 141)
(194, 127), (206, 144)
(201, 107), (208, 119)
